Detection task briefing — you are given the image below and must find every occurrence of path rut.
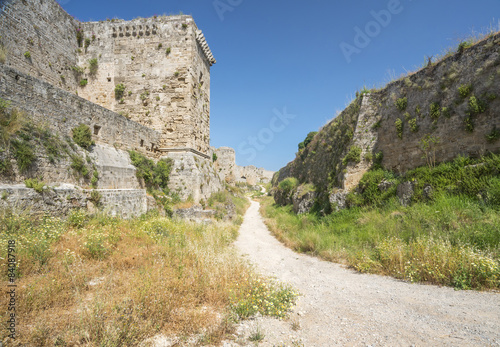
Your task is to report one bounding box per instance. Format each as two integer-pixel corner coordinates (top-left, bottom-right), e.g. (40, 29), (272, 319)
(231, 200), (500, 346)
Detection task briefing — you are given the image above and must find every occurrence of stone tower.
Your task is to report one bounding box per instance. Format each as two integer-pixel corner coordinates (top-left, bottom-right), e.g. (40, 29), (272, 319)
(77, 15), (216, 157)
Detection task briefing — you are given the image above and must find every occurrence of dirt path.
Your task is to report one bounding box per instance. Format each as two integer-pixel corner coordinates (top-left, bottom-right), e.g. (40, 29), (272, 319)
(230, 200), (500, 346)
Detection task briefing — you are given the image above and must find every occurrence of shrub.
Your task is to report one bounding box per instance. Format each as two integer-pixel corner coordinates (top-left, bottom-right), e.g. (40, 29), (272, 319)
(25, 178), (46, 193)
(11, 139), (35, 172)
(395, 118), (403, 139)
(88, 58), (98, 75)
(174, 71), (180, 77)
(84, 38), (91, 49)
(91, 169), (99, 188)
(373, 151), (384, 168)
(76, 27), (84, 47)
(72, 124), (93, 149)
(466, 95), (486, 116)
(79, 79), (88, 87)
(115, 83), (126, 99)
(157, 43), (163, 49)
(182, 23), (188, 29)
(457, 40), (472, 53)
(129, 150), (173, 191)
(24, 51), (31, 59)
(486, 127), (500, 143)
(212, 152), (217, 162)
(372, 120), (381, 129)
(166, 47), (171, 55)
(441, 107), (451, 118)
(70, 155), (89, 178)
(89, 190), (102, 205)
(342, 145), (362, 165)
(71, 65), (84, 74)
(0, 100), (24, 146)
(458, 84), (472, 99)
(278, 177), (299, 196)
(408, 118), (418, 132)
(395, 97), (407, 111)
(429, 102), (440, 119)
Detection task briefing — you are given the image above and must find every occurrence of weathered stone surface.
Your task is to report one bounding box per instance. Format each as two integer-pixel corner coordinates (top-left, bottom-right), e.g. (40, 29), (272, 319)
(0, 64), (160, 155)
(173, 205), (215, 222)
(397, 181), (416, 207)
(329, 190), (348, 211)
(423, 184), (434, 200)
(273, 32), (500, 205)
(292, 189), (317, 215)
(0, 0), (80, 93)
(0, 184), (150, 218)
(164, 151), (223, 203)
(378, 180), (395, 192)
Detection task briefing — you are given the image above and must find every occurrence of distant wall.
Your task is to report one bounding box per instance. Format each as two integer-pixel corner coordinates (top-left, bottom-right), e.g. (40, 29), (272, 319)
(0, 0), (79, 92)
(0, 64), (160, 153)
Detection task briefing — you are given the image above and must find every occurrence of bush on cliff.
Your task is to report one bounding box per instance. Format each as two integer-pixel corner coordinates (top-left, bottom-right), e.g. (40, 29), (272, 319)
(72, 124), (94, 149)
(128, 150), (173, 192)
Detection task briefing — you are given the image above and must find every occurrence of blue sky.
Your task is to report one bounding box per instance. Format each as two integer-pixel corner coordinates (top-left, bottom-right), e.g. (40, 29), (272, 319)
(59, 0), (500, 171)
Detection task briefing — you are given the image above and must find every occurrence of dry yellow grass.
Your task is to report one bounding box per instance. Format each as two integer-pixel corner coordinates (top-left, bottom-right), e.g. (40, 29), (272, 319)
(0, 205), (298, 346)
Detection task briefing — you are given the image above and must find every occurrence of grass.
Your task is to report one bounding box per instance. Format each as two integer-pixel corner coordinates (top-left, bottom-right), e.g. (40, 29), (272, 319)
(0, 207), (297, 346)
(261, 194), (500, 290)
(264, 154), (500, 290)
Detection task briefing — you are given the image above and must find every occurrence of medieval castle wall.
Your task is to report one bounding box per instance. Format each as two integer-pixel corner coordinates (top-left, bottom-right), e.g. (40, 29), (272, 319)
(76, 16), (214, 154)
(0, 0), (80, 92)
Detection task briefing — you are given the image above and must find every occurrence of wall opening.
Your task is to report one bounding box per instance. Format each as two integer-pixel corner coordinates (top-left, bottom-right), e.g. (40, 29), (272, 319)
(140, 139), (144, 147)
(94, 125), (101, 135)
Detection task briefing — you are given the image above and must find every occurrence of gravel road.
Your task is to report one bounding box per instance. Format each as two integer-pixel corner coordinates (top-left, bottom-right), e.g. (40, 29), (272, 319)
(229, 200), (500, 347)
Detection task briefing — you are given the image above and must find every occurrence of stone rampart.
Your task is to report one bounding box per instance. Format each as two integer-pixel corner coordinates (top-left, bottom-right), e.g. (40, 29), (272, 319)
(0, 64), (160, 153)
(0, 0), (79, 92)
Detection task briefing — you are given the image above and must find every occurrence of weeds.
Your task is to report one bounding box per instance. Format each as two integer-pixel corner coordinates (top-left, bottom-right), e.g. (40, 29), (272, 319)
(395, 97), (407, 111)
(88, 58), (98, 75)
(24, 178), (46, 193)
(395, 118), (403, 139)
(0, 207), (296, 345)
(72, 124), (93, 149)
(115, 83), (126, 99)
(342, 145), (362, 165)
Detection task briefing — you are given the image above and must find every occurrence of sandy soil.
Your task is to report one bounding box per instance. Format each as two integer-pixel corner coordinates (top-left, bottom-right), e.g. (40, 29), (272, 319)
(226, 200), (500, 347)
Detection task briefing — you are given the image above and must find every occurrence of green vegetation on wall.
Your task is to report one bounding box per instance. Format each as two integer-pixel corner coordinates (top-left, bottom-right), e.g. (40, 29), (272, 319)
(72, 124), (93, 149)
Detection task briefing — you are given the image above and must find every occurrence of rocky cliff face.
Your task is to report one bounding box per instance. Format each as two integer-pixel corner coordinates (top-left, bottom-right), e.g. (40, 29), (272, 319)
(274, 33), (500, 208)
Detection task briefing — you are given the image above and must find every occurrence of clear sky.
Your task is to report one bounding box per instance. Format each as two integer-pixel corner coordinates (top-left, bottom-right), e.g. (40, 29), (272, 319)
(59, 0), (500, 171)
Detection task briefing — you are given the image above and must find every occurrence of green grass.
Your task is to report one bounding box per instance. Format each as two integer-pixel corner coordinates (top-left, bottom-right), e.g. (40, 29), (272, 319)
(261, 194), (500, 290)
(264, 154), (500, 290)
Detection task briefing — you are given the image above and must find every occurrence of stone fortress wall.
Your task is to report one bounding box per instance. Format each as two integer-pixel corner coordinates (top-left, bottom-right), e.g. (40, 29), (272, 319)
(0, 0), (80, 92)
(214, 147), (274, 185)
(274, 33), (500, 202)
(0, 0), (272, 216)
(77, 15), (214, 154)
